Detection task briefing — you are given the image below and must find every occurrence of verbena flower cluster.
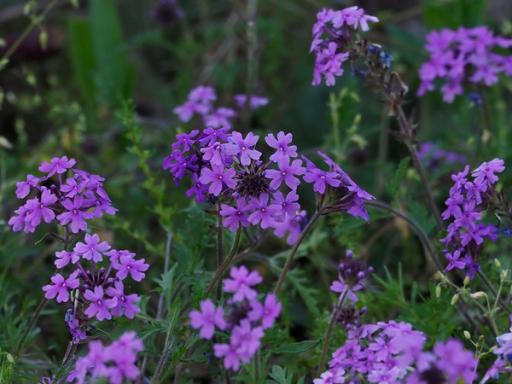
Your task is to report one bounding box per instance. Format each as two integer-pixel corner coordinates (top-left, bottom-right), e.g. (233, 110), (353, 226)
(315, 321), (477, 384)
(310, 7), (379, 86)
(43, 233), (148, 342)
(482, 326), (512, 383)
(189, 266), (281, 371)
(9, 156), (116, 233)
(67, 331), (143, 384)
(172, 85), (267, 128)
(417, 142), (466, 170)
(418, 26), (512, 102)
(441, 159), (505, 277)
(330, 250), (373, 304)
(164, 87), (374, 244)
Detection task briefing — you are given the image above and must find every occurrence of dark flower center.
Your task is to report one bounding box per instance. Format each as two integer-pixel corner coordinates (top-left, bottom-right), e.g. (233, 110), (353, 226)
(419, 365), (446, 384)
(236, 168), (269, 198)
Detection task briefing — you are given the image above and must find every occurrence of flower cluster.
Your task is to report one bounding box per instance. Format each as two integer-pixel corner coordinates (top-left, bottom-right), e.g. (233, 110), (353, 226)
(441, 159), (505, 277)
(67, 331), (143, 384)
(173, 85), (267, 128)
(417, 142), (466, 170)
(330, 250), (373, 303)
(9, 156), (116, 234)
(164, 88), (374, 244)
(315, 321), (476, 384)
(310, 6), (379, 86)
(189, 266), (281, 371)
(481, 326), (512, 383)
(418, 26), (512, 102)
(43, 233), (148, 342)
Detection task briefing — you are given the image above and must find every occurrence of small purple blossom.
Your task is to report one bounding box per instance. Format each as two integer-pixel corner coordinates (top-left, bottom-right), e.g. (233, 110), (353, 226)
(84, 286), (117, 321)
(189, 299), (227, 339)
(42, 271), (79, 303)
(199, 164), (237, 196)
(38, 156), (76, 176)
(265, 158), (305, 190)
(265, 131), (298, 163)
(223, 266), (262, 302)
(73, 233), (111, 263)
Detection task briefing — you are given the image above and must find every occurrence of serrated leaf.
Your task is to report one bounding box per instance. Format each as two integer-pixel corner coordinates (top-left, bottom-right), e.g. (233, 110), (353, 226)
(287, 269), (320, 316)
(272, 339), (320, 354)
(153, 264), (177, 293)
(267, 365), (294, 384)
(387, 156), (410, 198)
(409, 200), (436, 235)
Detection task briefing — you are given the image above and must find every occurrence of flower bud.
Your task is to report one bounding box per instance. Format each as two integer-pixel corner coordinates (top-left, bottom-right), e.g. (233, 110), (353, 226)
(470, 291), (487, 300)
(463, 330), (471, 340)
(451, 294), (459, 305)
(435, 285), (441, 298)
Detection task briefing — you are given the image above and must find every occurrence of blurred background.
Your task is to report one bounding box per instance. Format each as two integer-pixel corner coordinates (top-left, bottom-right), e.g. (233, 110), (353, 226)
(2, 0), (512, 381)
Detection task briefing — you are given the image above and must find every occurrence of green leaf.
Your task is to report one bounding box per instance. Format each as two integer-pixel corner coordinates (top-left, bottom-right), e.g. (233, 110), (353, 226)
(267, 365), (294, 384)
(423, 0), (487, 28)
(153, 264), (177, 293)
(387, 156), (410, 198)
(67, 18), (96, 108)
(409, 200), (436, 235)
(89, 0), (134, 105)
(287, 269), (320, 316)
(272, 339), (320, 354)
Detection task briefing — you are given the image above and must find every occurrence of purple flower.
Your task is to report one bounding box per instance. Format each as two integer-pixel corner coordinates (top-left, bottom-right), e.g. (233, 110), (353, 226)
(303, 159), (341, 194)
(38, 156), (76, 176)
(199, 164), (237, 196)
(265, 158), (305, 190)
(54, 250), (79, 269)
(173, 86), (216, 121)
(67, 332), (143, 384)
(230, 320), (263, 360)
(84, 286), (117, 321)
(225, 131), (261, 166)
(313, 42), (349, 87)
(223, 266), (262, 302)
(189, 299), (227, 339)
(200, 141), (226, 166)
(57, 196), (89, 233)
(220, 199), (251, 231)
(107, 281), (140, 319)
(234, 94), (269, 109)
(112, 251), (149, 282)
(24, 188), (58, 227)
(418, 26), (512, 102)
(15, 174), (39, 199)
(472, 158), (505, 191)
(247, 193), (278, 229)
(73, 233), (111, 263)
(213, 343), (242, 371)
(265, 131), (298, 163)
(42, 272), (80, 303)
(248, 293), (281, 329)
(270, 190), (300, 218)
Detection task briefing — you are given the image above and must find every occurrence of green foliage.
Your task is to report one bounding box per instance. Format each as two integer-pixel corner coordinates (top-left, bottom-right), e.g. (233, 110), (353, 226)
(424, 0), (487, 28)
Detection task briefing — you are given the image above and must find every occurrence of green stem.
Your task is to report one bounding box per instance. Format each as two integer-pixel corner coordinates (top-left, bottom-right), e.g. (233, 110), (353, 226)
(317, 287), (349, 376)
(206, 227), (242, 295)
(477, 270), (511, 315)
(393, 104), (444, 230)
(0, 0), (60, 66)
(274, 210), (321, 295)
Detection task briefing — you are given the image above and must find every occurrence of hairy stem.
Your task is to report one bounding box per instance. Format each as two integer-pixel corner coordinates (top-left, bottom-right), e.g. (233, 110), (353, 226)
(317, 287), (348, 375)
(393, 104), (444, 230)
(206, 227), (242, 295)
(274, 210), (321, 295)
